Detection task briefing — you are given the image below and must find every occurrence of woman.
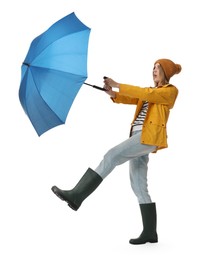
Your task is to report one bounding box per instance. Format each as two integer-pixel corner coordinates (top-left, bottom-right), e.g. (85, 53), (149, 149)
(52, 58), (181, 245)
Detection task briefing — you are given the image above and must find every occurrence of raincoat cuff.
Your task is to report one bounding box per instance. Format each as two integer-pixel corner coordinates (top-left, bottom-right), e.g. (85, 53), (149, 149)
(111, 92), (119, 103)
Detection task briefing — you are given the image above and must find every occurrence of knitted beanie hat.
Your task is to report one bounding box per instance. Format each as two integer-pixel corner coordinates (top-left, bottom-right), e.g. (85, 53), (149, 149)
(155, 59), (182, 81)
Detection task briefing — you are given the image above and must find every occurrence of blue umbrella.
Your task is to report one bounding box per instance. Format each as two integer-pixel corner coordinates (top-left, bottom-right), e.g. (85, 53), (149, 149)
(19, 12), (104, 136)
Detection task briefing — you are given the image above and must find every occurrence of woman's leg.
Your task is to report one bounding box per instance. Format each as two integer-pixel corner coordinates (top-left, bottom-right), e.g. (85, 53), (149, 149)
(95, 131), (156, 179)
(129, 155), (152, 204)
(129, 152), (158, 244)
(52, 131), (156, 211)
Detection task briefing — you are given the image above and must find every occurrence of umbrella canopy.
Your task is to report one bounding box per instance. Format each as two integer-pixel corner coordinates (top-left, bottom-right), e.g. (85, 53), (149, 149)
(19, 12), (91, 136)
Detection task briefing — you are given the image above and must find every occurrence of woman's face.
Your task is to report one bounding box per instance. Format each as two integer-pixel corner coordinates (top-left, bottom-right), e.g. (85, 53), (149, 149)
(153, 63), (165, 86)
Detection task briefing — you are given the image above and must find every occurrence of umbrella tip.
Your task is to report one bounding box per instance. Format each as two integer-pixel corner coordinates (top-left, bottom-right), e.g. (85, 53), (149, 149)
(23, 62), (30, 67)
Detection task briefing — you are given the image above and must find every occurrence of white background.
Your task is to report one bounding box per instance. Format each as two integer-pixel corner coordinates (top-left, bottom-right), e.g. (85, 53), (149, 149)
(1, 0), (198, 259)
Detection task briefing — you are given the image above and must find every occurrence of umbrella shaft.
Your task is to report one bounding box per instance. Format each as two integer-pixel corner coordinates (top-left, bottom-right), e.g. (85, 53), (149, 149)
(84, 83), (106, 91)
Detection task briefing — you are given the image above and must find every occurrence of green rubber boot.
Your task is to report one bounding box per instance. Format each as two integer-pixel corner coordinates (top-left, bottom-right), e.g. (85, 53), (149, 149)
(51, 168), (103, 211)
(129, 203), (158, 245)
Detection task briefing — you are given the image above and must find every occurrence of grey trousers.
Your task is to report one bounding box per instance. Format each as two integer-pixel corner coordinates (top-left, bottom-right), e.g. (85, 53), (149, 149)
(95, 131), (156, 204)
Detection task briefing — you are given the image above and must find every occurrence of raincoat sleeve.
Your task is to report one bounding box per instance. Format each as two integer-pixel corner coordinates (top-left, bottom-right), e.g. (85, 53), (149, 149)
(111, 91), (138, 105)
(118, 84), (178, 109)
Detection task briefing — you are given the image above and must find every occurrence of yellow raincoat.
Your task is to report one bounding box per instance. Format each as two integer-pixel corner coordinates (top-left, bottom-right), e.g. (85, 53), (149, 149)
(112, 83), (178, 152)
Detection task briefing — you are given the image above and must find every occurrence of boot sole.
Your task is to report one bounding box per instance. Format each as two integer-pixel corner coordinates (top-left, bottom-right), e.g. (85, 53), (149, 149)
(51, 186), (78, 211)
(129, 239), (158, 245)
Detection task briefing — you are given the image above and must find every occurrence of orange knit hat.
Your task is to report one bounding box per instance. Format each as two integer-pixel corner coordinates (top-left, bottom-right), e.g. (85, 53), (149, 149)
(155, 59), (182, 81)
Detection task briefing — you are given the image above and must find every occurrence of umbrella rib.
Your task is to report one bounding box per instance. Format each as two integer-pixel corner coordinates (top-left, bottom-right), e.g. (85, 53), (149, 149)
(28, 64), (87, 78)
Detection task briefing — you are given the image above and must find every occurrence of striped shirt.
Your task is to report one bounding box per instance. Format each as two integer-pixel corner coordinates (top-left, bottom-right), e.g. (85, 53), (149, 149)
(132, 101), (148, 131)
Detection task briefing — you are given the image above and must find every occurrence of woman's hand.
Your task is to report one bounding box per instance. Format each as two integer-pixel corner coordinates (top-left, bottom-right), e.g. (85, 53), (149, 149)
(104, 78), (120, 89)
(103, 77), (120, 98)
